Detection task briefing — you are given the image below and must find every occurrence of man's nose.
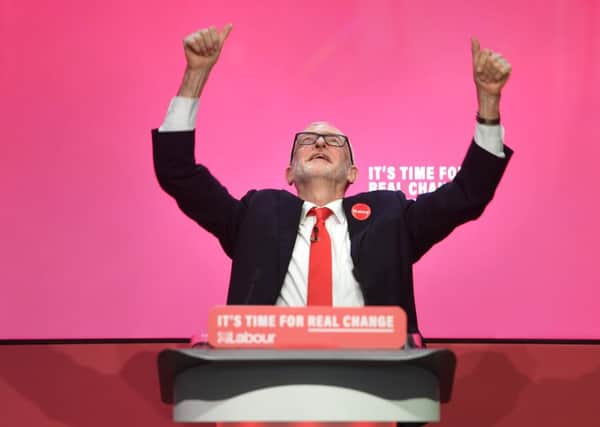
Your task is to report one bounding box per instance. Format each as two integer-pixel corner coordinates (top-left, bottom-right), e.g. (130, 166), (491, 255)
(315, 135), (326, 147)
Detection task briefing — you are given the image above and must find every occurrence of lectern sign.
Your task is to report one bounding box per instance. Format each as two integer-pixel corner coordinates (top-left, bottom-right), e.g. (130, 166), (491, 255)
(207, 306), (407, 349)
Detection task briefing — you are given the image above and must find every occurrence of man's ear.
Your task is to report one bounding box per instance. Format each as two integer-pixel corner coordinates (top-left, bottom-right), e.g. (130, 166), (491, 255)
(285, 166), (295, 185)
(346, 165), (358, 184)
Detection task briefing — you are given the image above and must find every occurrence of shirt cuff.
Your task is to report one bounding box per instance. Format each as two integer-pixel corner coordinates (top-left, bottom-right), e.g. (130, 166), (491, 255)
(474, 123), (505, 158)
(158, 96), (199, 132)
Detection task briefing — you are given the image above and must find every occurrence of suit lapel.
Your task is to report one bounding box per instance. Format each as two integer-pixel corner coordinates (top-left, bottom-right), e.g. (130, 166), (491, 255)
(343, 196), (374, 244)
(343, 196), (374, 292)
(277, 192), (304, 292)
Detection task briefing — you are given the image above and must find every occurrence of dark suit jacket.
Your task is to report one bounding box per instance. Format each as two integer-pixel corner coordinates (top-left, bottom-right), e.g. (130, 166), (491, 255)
(152, 129), (512, 336)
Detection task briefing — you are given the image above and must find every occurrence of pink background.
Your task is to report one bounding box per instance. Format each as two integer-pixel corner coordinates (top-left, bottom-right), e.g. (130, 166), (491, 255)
(1, 0), (598, 339)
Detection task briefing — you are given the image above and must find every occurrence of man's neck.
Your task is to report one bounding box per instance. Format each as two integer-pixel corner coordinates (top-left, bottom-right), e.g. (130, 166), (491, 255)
(296, 179), (346, 206)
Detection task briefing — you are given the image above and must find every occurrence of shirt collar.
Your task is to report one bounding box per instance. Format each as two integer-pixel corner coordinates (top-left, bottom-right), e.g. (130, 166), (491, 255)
(300, 199), (346, 226)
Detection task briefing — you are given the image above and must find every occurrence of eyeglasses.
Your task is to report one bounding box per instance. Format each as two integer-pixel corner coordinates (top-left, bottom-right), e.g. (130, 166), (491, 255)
(290, 132), (354, 164)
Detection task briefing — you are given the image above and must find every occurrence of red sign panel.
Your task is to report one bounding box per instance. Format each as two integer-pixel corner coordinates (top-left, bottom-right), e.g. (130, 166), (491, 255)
(207, 306), (407, 349)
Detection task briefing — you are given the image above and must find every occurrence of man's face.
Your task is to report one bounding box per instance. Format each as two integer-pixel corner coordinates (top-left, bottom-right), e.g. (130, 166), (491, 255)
(286, 121), (357, 188)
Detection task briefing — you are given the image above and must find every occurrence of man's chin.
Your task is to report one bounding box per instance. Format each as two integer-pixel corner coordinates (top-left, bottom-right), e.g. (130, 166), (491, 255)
(293, 163), (347, 182)
(302, 166), (333, 177)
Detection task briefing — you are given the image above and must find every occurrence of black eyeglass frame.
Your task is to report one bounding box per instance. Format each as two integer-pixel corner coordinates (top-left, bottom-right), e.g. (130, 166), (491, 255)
(289, 132), (355, 165)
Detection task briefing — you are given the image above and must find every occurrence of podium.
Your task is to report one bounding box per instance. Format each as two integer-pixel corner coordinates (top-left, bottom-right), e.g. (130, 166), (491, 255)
(157, 346), (456, 423)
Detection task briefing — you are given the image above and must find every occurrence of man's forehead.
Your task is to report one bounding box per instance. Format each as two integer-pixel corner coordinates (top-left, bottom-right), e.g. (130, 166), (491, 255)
(302, 121), (345, 135)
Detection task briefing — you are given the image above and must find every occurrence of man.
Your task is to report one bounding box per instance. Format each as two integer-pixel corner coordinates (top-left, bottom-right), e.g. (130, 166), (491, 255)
(153, 25), (513, 346)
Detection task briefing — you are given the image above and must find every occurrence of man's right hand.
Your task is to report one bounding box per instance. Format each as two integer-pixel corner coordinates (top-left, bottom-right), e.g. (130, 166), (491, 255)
(176, 24), (233, 98)
(183, 24), (233, 72)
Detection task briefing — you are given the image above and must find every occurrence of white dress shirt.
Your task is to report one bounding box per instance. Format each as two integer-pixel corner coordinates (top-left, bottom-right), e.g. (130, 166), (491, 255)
(275, 199), (364, 306)
(159, 96), (506, 305)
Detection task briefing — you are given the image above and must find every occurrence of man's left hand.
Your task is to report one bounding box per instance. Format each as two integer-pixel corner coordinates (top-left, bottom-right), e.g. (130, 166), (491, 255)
(471, 38), (512, 97)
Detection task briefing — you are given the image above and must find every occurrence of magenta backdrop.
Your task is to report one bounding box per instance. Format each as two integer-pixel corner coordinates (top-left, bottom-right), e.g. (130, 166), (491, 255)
(1, 0), (599, 339)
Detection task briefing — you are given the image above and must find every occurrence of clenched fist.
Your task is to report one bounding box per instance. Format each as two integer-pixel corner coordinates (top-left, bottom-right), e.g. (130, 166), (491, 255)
(471, 38), (512, 97)
(183, 24), (233, 72)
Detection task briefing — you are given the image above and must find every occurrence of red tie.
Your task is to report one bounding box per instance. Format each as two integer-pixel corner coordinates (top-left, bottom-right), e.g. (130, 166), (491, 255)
(307, 207), (333, 306)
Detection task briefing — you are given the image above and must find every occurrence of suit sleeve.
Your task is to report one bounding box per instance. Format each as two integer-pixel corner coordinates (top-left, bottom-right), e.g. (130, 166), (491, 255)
(152, 129), (252, 258)
(404, 140), (513, 263)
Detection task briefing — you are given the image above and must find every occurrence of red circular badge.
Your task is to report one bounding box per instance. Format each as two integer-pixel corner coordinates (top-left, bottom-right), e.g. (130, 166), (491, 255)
(351, 203), (371, 221)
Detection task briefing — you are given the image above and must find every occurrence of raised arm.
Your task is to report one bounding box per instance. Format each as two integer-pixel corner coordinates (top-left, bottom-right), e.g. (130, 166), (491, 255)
(153, 25), (246, 258)
(406, 38), (513, 262)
